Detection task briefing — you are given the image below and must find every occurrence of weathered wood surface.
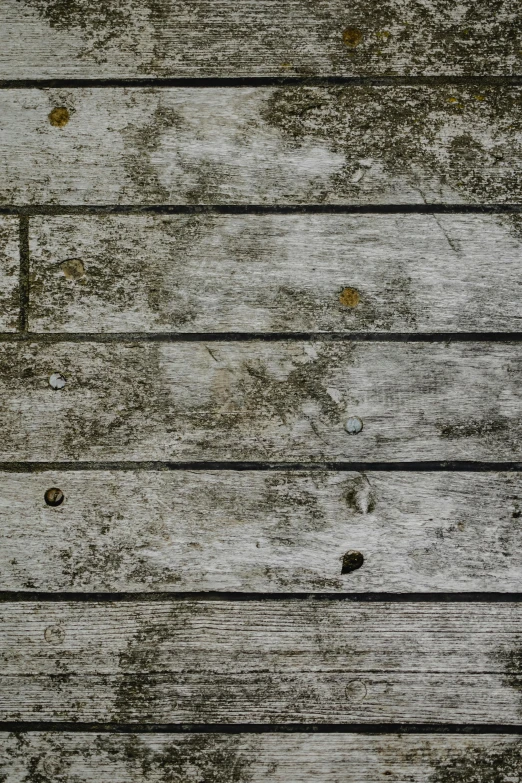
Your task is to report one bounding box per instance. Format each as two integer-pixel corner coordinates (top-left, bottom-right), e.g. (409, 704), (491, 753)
(3, 470), (522, 592)
(1, 733), (521, 783)
(1, 602), (522, 722)
(29, 213), (522, 333)
(0, 0), (520, 78)
(1, 341), (521, 462)
(3, 87), (522, 205)
(0, 217), (20, 331)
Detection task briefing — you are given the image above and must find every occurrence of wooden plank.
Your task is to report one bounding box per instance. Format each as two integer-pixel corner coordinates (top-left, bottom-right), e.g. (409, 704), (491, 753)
(0, 217), (20, 331)
(0, 0), (519, 78)
(1, 341), (521, 462)
(28, 213), (522, 333)
(1, 732), (521, 783)
(2, 470), (522, 592)
(1, 602), (522, 722)
(2, 86), (522, 205)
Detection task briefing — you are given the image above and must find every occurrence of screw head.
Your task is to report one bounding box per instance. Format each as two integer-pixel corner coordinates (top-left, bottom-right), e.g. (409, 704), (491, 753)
(345, 416), (363, 434)
(45, 488), (64, 507)
(49, 373), (66, 390)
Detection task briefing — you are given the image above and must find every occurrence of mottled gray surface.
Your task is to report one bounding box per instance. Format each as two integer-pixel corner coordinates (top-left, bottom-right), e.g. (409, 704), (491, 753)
(1, 0), (520, 77)
(2, 87), (522, 205)
(1, 602), (522, 722)
(1, 733), (521, 783)
(0, 341), (520, 461)
(2, 470), (522, 592)
(28, 213), (522, 333)
(0, 216), (21, 331)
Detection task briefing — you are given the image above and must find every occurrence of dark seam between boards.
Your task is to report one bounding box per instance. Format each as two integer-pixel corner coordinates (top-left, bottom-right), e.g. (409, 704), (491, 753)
(1, 204), (522, 215)
(1, 75), (522, 89)
(3, 591), (522, 602)
(1, 721), (522, 734)
(0, 460), (521, 471)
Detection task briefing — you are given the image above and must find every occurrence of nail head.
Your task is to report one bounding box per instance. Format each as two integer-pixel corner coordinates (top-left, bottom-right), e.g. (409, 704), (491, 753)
(48, 106), (70, 127)
(339, 287), (360, 307)
(44, 625), (65, 644)
(345, 416), (363, 434)
(49, 373), (66, 390)
(345, 679), (367, 701)
(60, 258), (85, 280)
(342, 550), (364, 574)
(342, 27), (363, 47)
(45, 488), (64, 507)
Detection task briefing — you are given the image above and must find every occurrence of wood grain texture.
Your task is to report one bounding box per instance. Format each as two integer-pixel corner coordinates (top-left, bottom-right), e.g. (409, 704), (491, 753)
(2, 86), (522, 205)
(2, 470), (522, 592)
(28, 212), (522, 333)
(1, 602), (522, 722)
(0, 0), (520, 78)
(1, 733), (521, 783)
(0, 217), (21, 331)
(1, 341), (521, 461)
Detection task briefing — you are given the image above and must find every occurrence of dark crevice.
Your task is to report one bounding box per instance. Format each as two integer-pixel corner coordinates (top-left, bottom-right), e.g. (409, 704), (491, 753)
(0, 460), (520, 472)
(1, 721), (522, 734)
(1, 76), (522, 89)
(0, 204), (522, 216)
(2, 591), (522, 602)
(1, 332), (522, 343)
(18, 216), (29, 333)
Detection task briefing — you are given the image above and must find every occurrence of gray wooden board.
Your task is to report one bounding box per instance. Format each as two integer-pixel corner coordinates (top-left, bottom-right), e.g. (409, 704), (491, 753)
(1, 733), (521, 783)
(28, 212), (522, 333)
(2, 470), (522, 592)
(0, 217), (21, 331)
(0, 0), (520, 78)
(2, 87), (522, 205)
(1, 602), (522, 722)
(1, 341), (522, 461)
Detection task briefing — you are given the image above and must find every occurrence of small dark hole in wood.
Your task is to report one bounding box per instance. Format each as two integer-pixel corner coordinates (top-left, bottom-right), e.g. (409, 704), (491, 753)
(45, 488), (64, 507)
(342, 550), (364, 574)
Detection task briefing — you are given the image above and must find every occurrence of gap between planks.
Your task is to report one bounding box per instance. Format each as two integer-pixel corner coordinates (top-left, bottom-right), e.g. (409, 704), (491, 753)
(2, 76), (522, 89)
(3, 593), (522, 603)
(2, 722), (522, 734)
(3, 204), (522, 215)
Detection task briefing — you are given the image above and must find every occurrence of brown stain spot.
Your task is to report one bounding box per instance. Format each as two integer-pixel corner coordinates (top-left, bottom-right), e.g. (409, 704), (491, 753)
(60, 258), (85, 280)
(48, 106), (70, 127)
(339, 286), (360, 307)
(342, 27), (363, 48)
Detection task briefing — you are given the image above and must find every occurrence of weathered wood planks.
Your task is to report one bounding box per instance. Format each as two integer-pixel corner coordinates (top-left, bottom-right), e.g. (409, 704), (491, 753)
(1, 602), (522, 722)
(2, 470), (522, 592)
(2, 87), (522, 205)
(1, 732), (521, 782)
(1, 341), (521, 461)
(0, 0), (520, 78)
(28, 212), (522, 333)
(0, 216), (20, 331)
